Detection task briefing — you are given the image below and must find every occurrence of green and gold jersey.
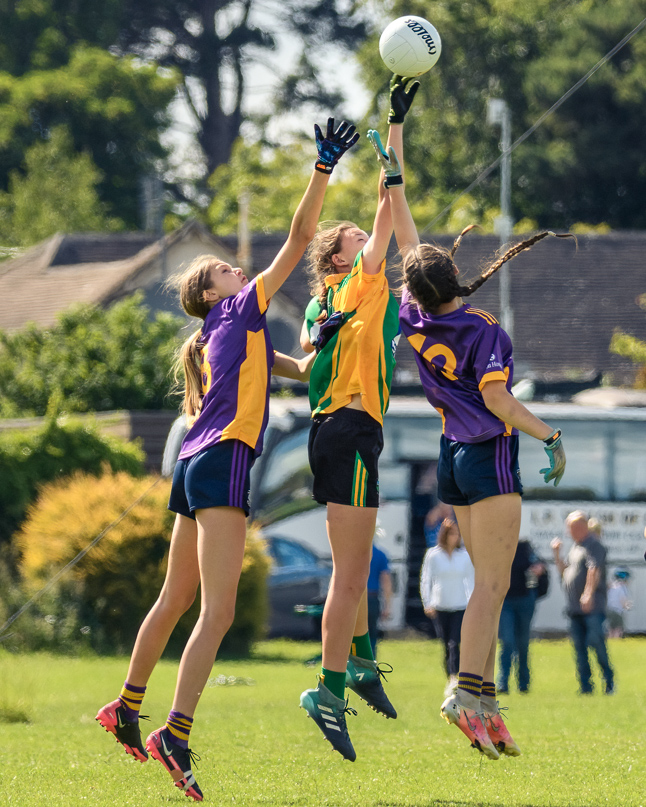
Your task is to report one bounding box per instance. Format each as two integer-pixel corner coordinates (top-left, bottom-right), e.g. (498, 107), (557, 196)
(305, 252), (400, 425)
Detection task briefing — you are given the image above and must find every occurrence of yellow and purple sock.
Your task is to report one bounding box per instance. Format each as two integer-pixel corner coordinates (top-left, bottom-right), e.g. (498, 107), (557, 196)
(119, 681), (146, 723)
(457, 672), (483, 700)
(320, 668), (346, 700)
(166, 710), (193, 749)
(481, 681), (496, 699)
(350, 631), (374, 662)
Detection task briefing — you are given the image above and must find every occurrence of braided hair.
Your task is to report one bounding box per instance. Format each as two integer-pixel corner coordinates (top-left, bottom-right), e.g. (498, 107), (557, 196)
(403, 226), (576, 314)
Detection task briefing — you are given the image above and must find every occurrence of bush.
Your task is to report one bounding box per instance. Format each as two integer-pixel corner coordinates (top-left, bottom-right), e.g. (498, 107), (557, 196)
(0, 416), (145, 547)
(12, 470), (269, 656)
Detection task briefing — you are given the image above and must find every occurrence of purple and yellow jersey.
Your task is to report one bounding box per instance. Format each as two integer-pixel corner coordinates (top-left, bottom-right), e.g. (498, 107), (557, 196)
(178, 275), (274, 460)
(305, 252), (400, 426)
(399, 288), (516, 443)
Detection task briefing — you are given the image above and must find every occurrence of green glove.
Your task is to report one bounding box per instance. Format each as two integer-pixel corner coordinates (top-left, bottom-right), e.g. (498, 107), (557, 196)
(388, 75), (421, 124)
(540, 429), (566, 486)
(366, 129), (403, 188)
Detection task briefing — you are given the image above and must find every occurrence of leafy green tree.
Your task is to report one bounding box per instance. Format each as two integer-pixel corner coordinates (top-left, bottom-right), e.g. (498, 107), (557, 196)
(0, 44), (177, 230)
(611, 295), (646, 388)
(112, 0), (367, 175)
(0, 293), (184, 417)
(356, 0), (646, 230)
(0, 126), (121, 246)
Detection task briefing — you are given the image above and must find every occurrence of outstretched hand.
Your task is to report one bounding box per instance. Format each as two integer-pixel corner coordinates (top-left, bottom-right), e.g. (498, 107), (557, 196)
(314, 118), (360, 174)
(389, 75), (421, 124)
(367, 129), (402, 188)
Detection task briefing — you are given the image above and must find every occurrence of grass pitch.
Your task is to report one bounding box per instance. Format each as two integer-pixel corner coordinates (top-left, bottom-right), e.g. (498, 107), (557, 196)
(1, 637), (644, 806)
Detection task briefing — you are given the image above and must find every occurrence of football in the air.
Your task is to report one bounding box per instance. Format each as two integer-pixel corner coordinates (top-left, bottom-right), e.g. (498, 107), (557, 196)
(379, 15), (442, 77)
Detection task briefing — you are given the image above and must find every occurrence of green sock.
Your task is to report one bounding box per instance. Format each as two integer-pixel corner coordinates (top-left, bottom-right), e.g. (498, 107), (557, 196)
(350, 631), (374, 662)
(320, 668), (346, 700)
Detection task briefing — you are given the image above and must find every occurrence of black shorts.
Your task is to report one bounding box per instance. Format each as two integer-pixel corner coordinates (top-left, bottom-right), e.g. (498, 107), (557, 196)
(308, 408), (383, 508)
(437, 433), (523, 507)
(168, 439), (255, 518)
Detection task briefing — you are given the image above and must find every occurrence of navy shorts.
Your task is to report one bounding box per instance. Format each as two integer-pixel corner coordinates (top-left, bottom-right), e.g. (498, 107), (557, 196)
(168, 439), (255, 518)
(437, 433), (523, 507)
(308, 408), (383, 508)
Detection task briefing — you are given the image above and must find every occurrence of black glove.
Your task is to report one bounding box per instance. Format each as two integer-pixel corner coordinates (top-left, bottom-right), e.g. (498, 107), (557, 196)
(388, 75), (420, 124)
(314, 118), (360, 174)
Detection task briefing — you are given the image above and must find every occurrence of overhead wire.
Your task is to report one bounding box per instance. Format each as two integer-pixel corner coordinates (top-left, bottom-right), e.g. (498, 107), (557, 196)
(420, 16), (646, 234)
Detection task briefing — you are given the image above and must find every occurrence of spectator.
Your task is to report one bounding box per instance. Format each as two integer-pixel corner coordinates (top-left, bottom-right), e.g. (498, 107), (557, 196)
(606, 568), (632, 638)
(551, 510), (614, 695)
(420, 519), (474, 697)
(424, 501), (454, 548)
(497, 540), (546, 694)
(367, 537), (393, 658)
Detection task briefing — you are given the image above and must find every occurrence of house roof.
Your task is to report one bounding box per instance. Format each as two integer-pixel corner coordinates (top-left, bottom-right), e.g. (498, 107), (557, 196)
(220, 230), (646, 386)
(0, 221), (235, 332)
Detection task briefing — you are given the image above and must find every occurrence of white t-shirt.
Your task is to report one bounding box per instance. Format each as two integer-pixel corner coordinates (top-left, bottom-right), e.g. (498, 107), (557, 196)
(420, 546), (474, 611)
(607, 582), (629, 615)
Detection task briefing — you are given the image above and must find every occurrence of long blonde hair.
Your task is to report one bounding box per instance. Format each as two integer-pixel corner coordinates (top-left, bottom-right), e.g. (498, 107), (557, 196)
(167, 255), (227, 421)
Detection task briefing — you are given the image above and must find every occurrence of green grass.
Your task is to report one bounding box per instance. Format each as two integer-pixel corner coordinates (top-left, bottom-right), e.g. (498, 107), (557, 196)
(1, 638), (644, 806)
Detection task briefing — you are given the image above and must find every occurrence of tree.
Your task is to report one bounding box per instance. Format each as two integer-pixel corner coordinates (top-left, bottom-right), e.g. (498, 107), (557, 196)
(113, 0), (368, 176)
(0, 126), (121, 246)
(0, 293), (184, 417)
(354, 0), (646, 231)
(611, 295), (646, 388)
(0, 44), (178, 230)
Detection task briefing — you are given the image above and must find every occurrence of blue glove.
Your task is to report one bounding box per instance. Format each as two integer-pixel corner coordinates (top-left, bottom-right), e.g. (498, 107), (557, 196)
(310, 311), (350, 353)
(314, 118), (360, 174)
(540, 429), (566, 486)
(366, 129), (403, 188)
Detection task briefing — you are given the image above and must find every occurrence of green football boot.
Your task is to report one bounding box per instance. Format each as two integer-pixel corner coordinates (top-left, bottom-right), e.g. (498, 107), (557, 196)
(346, 655), (397, 719)
(300, 677), (357, 761)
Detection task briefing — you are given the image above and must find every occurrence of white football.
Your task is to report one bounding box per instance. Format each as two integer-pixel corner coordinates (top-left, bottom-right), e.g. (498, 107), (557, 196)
(379, 15), (442, 77)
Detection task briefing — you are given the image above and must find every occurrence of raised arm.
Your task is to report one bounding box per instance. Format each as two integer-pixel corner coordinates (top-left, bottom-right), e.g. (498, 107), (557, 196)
(261, 119), (359, 300)
(366, 76), (421, 257)
(362, 76), (420, 274)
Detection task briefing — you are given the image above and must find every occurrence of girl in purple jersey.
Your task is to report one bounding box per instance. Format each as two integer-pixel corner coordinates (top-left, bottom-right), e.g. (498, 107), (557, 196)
(96, 119), (358, 802)
(368, 123), (570, 761)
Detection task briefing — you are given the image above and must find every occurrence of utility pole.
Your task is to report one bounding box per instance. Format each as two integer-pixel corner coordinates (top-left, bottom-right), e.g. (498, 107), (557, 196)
(486, 98), (513, 340)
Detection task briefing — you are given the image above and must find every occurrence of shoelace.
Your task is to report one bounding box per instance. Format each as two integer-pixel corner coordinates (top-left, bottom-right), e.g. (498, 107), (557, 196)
(375, 662), (394, 682)
(485, 705), (509, 731)
(343, 699), (358, 719)
(185, 747), (201, 769)
(465, 709), (487, 734)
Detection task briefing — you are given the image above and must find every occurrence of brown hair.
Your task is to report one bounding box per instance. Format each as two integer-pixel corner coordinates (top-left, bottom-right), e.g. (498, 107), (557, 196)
(437, 518), (460, 551)
(305, 220), (357, 311)
(167, 255), (227, 422)
(404, 227), (576, 313)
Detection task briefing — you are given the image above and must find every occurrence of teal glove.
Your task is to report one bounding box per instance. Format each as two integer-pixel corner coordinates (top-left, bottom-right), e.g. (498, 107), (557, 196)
(388, 75), (421, 124)
(540, 429), (566, 486)
(366, 129), (403, 188)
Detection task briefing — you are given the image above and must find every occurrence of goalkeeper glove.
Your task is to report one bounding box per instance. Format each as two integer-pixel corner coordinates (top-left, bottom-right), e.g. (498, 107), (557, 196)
(314, 118), (359, 174)
(540, 429), (566, 486)
(367, 129), (403, 188)
(388, 75), (421, 124)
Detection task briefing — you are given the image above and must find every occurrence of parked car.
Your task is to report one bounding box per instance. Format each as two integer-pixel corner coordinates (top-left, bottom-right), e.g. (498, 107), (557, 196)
(264, 535), (331, 638)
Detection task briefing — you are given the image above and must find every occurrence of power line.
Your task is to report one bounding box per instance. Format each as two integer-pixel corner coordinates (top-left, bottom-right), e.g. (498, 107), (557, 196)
(0, 476), (164, 641)
(420, 16), (646, 234)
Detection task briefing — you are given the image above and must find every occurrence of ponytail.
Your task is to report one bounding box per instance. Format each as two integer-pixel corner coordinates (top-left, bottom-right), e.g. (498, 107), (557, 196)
(404, 227), (576, 313)
(174, 327), (204, 424)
